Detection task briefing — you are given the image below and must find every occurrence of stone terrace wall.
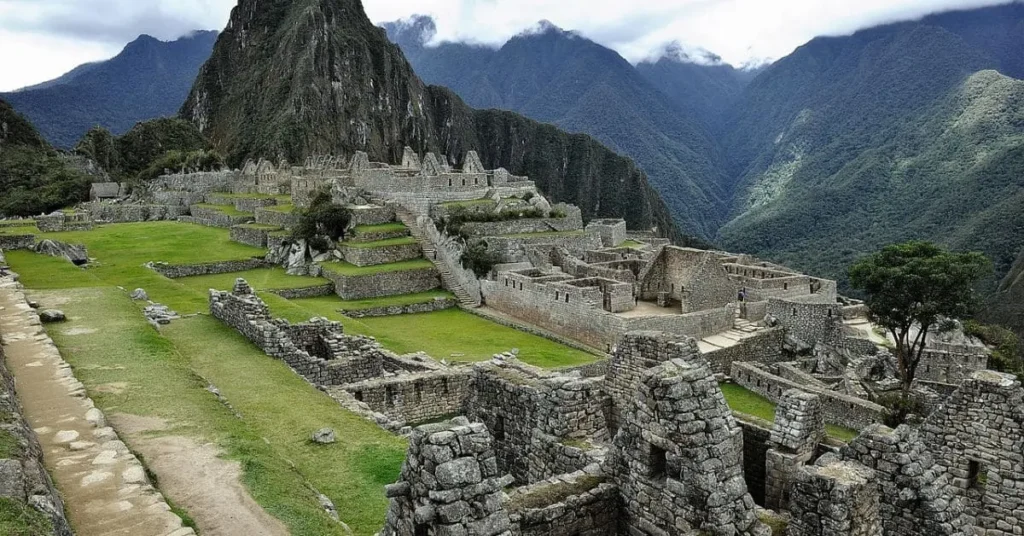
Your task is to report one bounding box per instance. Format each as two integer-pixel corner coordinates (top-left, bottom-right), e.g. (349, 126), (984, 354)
(0, 235), (35, 250)
(737, 418), (772, 506)
(254, 207), (300, 228)
(268, 284), (336, 300)
(149, 171), (236, 194)
(150, 258), (269, 279)
(341, 370), (472, 425)
(768, 297), (844, 347)
(623, 305), (736, 342)
(205, 194), (278, 213)
(703, 328), (785, 375)
(787, 461), (882, 536)
(86, 203), (188, 223)
(187, 206), (254, 228)
(230, 225), (276, 248)
(484, 232), (603, 264)
(506, 469), (619, 536)
(917, 349), (988, 384)
(344, 297), (457, 318)
(339, 242), (422, 267)
(460, 212), (583, 237)
(605, 332), (703, 429)
(0, 330), (73, 535)
(730, 362), (886, 430)
(323, 266), (440, 300)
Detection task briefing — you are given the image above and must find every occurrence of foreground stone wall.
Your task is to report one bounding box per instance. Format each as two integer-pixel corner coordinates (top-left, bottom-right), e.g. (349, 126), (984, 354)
(343, 297), (457, 318)
(339, 242), (422, 267)
(0, 235), (35, 250)
(323, 266), (441, 300)
(605, 332), (703, 428)
(703, 328), (785, 375)
(507, 469), (618, 536)
(86, 203), (188, 223)
(0, 330), (72, 535)
(254, 207), (300, 228)
(787, 461), (882, 536)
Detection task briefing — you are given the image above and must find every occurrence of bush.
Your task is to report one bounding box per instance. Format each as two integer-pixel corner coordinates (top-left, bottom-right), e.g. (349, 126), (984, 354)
(135, 149), (225, 184)
(877, 392), (927, 427)
(461, 241), (501, 278)
(441, 205), (553, 237)
(964, 320), (1023, 380)
(292, 191), (351, 250)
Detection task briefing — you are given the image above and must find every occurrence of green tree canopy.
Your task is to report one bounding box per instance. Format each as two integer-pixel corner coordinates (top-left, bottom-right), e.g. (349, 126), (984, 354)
(850, 241), (991, 395)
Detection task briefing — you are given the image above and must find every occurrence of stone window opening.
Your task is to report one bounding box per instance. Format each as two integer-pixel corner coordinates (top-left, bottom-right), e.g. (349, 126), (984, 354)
(354, 391), (363, 402)
(565, 294), (570, 303)
(385, 386), (396, 407)
(556, 291), (561, 301)
(793, 308), (798, 317)
(415, 382), (423, 403)
(784, 283), (788, 290)
(649, 445), (668, 480)
(441, 378), (449, 395)
(414, 523), (429, 536)
(493, 416), (506, 441)
(968, 460), (988, 490)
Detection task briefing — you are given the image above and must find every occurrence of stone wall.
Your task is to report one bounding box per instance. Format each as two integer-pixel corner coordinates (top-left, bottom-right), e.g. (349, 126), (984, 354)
(254, 207), (300, 228)
(148, 171), (236, 194)
(586, 219), (627, 248)
(459, 212), (583, 237)
(230, 225), (278, 248)
(609, 355), (767, 536)
(765, 390), (826, 511)
(382, 419), (513, 536)
(150, 258), (269, 279)
(339, 242), (422, 267)
(323, 266), (440, 300)
(623, 305), (736, 341)
(341, 370), (472, 425)
(210, 280), (415, 387)
(205, 194), (279, 213)
(768, 297), (844, 347)
(703, 328), (786, 375)
(506, 470), (619, 536)
(349, 205), (396, 227)
(0, 328), (73, 535)
(188, 205), (254, 228)
(605, 332), (703, 429)
(787, 461), (882, 536)
(0, 235), (35, 250)
(464, 360), (609, 485)
(917, 349), (988, 384)
(86, 203), (188, 223)
(737, 418), (772, 506)
(730, 362), (886, 430)
(920, 370), (1024, 535)
(639, 247), (738, 313)
(483, 232), (603, 264)
(344, 297), (457, 318)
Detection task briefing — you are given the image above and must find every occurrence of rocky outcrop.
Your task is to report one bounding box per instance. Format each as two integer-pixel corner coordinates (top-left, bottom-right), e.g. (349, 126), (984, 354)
(33, 240), (88, 266)
(181, 0), (680, 240)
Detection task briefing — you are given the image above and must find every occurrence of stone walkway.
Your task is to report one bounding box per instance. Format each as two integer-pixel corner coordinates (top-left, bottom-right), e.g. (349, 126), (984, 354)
(698, 318), (767, 354)
(0, 275), (194, 536)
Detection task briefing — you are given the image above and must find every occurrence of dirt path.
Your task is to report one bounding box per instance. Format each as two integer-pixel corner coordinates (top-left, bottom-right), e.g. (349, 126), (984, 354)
(0, 276), (195, 536)
(110, 414), (291, 536)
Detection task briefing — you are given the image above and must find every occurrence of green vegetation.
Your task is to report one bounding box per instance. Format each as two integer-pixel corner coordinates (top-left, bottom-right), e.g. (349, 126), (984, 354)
(236, 223), (283, 231)
(850, 241), (991, 395)
(340, 237), (417, 249)
(38, 287), (401, 535)
(439, 204), (557, 238)
(620, 240), (646, 249)
(265, 204), (296, 214)
(177, 268), (328, 293)
(0, 219), (35, 227)
(0, 429), (20, 459)
(136, 149), (224, 184)
(193, 203), (251, 217)
(75, 118), (211, 182)
(0, 225), (38, 236)
(320, 259), (434, 277)
(332, 290), (455, 311)
(964, 320), (1023, 381)
(439, 199), (496, 209)
(719, 383), (859, 442)
(508, 475), (605, 510)
(461, 241), (502, 277)
(0, 497), (53, 536)
(293, 192), (351, 250)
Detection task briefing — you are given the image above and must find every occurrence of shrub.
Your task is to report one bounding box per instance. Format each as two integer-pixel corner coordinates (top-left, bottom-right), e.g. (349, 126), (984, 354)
(441, 205), (551, 237)
(461, 241), (501, 278)
(135, 149), (225, 184)
(292, 191), (351, 250)
(964, 320), (1023, 381)
(877, 392), (927, 427)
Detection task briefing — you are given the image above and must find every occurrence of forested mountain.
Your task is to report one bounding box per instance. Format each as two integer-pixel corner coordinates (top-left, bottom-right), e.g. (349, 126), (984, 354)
(717, 3), (1024, 288)
(383, 17), (733, 238)
(1, 31), (217, 148)
(180, 0), (682, 240)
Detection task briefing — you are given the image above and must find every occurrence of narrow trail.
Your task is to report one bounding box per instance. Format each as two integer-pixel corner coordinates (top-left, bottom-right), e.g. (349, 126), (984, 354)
(0, 276), (194, 536)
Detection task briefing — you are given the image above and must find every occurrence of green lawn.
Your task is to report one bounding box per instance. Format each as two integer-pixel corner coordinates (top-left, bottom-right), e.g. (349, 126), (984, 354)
(40, 288), (403, 536)
(234, 223), (282, 231)
(4, 222), (264, 313)
(0, 225), (37, 236)
(265, 204), (296, 214)
(620, 240), (646, 249)
(320, 259), (433, 276)
(719, 383), (859, 442)
(177, 268), (328, 293)
(340, 237), (417, 249)
(352, 223), (407, 234)
(0, 219), (34, 227)
(268, 297), (597, 367)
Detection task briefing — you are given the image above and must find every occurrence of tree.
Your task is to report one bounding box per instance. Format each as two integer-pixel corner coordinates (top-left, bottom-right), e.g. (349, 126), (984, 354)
(292, 191), (351, 251)
(850, 241), (991, 396)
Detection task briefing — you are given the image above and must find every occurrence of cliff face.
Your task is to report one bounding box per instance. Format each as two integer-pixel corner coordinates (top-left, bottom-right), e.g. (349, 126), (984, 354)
(181, 0), (680, 239)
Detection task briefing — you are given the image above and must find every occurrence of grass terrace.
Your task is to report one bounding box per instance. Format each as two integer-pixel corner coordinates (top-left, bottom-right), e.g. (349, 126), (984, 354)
(719, 383), (859, 442)
(0, 225), (38, 236)
(319, 259), (433, 277)
(0, 219), (35, 227)
(340, 237), (418, 249)
(620, 240), (646, 249)
(212, 193), (292, 202)
(177, 268), (328, 294)
(438, 199), (497, 209)
(234, 223), (283, 231)
(265, 204), (296, 214)
(193, 203), (252, 217)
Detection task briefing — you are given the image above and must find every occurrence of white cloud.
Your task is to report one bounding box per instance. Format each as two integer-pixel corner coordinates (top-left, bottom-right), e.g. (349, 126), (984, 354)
(0, 0), (1015, 91)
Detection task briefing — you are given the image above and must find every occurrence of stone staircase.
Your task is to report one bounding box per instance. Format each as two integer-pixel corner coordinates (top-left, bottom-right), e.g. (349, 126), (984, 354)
(698, 308), (767, 354)
(393, 205), (480, 308)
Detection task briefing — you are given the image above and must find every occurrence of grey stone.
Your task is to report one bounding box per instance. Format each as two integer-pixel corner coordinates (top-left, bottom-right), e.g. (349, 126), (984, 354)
(39, 310), (66, 323)
(311, 428), (336, 444)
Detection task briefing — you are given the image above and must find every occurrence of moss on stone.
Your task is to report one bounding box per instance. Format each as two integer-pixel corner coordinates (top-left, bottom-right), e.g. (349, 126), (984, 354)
(0, 498), (53, 536)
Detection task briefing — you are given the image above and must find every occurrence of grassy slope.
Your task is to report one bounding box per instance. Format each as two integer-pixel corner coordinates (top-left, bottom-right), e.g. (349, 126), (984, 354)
(177, 268), (328, 292)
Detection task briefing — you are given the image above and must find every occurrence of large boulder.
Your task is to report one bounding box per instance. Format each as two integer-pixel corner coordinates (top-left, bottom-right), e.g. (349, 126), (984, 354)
(311, 428), (336, 444)
(39, 310), (66, 323)
(34, 240), (88, 266)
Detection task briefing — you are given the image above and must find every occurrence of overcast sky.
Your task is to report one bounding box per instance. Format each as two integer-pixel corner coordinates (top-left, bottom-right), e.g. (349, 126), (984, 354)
(0, 0), (1015, 91)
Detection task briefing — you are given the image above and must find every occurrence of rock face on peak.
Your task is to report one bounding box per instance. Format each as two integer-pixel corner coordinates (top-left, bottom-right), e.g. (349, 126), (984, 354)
(182, 0), (681, 240)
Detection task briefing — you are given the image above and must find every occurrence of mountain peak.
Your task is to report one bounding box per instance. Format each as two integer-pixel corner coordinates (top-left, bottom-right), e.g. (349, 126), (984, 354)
(382, 14), (437, 48)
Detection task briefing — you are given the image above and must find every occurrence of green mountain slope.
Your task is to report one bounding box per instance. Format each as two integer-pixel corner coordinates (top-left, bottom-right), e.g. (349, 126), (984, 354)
(182, 0), (681, 240)
(1, 32), (218, 148)
(982, 248), (1024, 338)
(383, 17), (729, 238)
(719, 69), (1024, 286)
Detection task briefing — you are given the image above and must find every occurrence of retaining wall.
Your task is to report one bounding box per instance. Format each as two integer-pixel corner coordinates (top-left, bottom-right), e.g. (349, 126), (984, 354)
(150, 258), (269, 279)
(86, 203), (188, 223)
(702, 328), (786, 375)
(507, 471), (619, 536)
(188, 206), (254, 228)
(343, 297), (457, 318)
(323, 266), (440, 300)
(254, 207), (300, 228)
(0, 235), (35, 250)
(339, 242), (422, 267)
(230, 225), (279, 248)
(341, 370), (472, 425)
(268, 284), (335, 299)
